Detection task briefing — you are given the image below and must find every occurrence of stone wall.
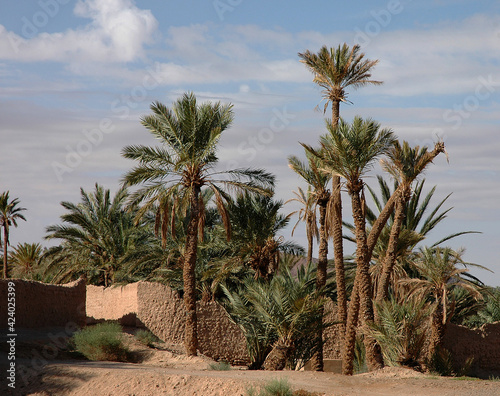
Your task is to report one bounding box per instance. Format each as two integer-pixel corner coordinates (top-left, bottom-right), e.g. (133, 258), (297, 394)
(444, 322), (500, 378)
(0, 278), (86, 329)
(86, 281), (249, 365)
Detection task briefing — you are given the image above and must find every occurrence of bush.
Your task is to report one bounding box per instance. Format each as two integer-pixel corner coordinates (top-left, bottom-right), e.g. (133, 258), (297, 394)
(246, 378), (293, 396)
(208, 361), (231, 371)
(72, 322), (129, 362)
(134, 329), (159, 347)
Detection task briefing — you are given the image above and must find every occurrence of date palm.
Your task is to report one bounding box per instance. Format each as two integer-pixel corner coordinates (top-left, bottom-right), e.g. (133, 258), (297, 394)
(299, 43), (382, 339)
(305, 116), (396, 374)
(44, 184), (149, 286)
(288, 149), (332, 371)
(375, 141), (446, 302)
(287, 186), (318, 265)
(121, 92), (274, 356)
(9, 242), (43, 279)
(0, 192), (27, 278)
(401, 246), (486, 360)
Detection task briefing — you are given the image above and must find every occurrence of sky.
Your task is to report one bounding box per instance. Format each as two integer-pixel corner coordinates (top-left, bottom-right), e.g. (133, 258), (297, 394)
(1, 0), (499, 285)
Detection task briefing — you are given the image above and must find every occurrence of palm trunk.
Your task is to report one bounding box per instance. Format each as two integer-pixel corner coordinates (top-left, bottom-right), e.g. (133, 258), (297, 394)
(376, 197), (406, 303)
(310, 200), (328, 371)
(263, 339), (294, 371)
(306, 220), (313, 265)
(344, 184), (384, 374)
(330, 101), (347, 343)
(183, 186), (201, 356)
(427, 299), (446, 361)
(3, 226), (8, 279)
(342, 277), (360, 375)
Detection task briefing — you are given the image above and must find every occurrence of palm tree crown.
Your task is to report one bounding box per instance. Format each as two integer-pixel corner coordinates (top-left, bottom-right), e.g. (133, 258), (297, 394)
(298, 43), (382, 125)
(0, 191), (27, 278)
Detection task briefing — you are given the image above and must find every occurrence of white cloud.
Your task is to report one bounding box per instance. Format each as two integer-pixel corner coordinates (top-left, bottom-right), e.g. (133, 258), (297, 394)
(0, 0), (157, 63)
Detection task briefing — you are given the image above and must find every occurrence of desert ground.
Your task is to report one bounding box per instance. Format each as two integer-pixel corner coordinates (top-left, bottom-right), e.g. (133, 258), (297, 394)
(2, 329), (499, 396)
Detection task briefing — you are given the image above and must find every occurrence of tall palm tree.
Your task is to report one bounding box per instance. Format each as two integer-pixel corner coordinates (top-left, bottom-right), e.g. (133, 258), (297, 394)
(44, 184), (149, 286)
(121, 92), (275, 356)
(0, 192), (27, 279)
(287, 186), (318, 266)
(9, 242), (43, 280)
(306, 116), (396, 374)
(375, 141), (446, 302)
(288, 149), (332, 371)
(298, 43), (382, 337)
(401, 246), (486, 360)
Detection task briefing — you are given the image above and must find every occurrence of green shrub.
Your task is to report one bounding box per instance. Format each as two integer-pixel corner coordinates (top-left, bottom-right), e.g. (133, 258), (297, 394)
(208, 361), (231, 371)
(246, 378), (293, 396)
(72, 322), (129, 362)
(134, 329), (159, 347)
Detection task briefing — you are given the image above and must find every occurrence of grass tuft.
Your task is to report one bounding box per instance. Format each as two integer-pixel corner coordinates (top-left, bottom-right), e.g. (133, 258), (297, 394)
(72, 321), (129, 362)
(134, 329), (160, 347)
(208, 361), (232, 371)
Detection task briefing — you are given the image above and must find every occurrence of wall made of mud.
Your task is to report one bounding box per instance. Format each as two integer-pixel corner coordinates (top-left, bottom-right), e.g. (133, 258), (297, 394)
(87, 281), (250, 365)
(444, 322), (500, 378)
(0, 278), (86, 329)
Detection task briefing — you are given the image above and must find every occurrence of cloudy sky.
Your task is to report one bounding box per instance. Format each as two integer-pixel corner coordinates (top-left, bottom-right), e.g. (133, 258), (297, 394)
(1, 0), (499, 285)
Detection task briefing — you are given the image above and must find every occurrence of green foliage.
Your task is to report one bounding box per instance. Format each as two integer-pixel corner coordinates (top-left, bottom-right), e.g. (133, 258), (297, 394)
(462, 287), (500, 328)
(246, 378), (293, 396)
(44, 184), (153, 286)
(222, 263), (325, 370)
(72, 322), (129, 362)
(9, 242), (44, 280)
(368, 298), (430, 368)
(134, 329), (159, 347)
(208, 361), (231, 371)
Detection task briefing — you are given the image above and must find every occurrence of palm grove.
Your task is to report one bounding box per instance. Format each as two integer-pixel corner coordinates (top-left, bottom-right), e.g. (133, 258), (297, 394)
(4, 44), (500, 375)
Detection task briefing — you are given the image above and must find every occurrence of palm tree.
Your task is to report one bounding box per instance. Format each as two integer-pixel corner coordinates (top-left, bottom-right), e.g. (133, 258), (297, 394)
(401, 246), (486, 360)
(288, 149), (332, 371)
(298, 43), (382, 338)
(121, 92), (274, 356)
(375, 141), (446, 302)
(287, 186), (318, 266)
(306, 116), (396, 374)
(0, 192), (27, 278)
(225, 193), (302, 280)
(223, 264), (325, 371)
(9, 242), (43, 279)
(44, 184), (149, 286)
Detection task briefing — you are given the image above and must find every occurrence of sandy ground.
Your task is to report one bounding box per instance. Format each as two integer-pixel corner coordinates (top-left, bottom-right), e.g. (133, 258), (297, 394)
(2, 331), (500, 396)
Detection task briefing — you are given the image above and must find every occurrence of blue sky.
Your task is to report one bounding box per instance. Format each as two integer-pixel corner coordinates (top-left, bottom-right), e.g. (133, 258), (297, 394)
(1, 0), (499, 285)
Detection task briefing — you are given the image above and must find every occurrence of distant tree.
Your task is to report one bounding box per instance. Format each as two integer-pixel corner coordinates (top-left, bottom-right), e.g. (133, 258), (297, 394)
(287, 186), (318, 266)
(0, 192), (27, 278)
(9, 242), (43, 280)
(44, 184), (150, 286)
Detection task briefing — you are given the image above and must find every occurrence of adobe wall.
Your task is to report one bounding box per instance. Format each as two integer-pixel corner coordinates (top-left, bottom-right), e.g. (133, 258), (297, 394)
(0, 278), (86, 329)
(86, 281), (250, 365)
(444, 322), (500, 378)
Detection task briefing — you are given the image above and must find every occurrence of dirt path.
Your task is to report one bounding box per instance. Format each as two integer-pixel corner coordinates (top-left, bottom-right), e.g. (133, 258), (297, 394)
(10, 360), (500, 396)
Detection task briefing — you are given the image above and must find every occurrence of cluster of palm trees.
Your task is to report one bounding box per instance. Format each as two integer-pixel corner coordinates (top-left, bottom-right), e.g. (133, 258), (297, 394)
(2, 43), (499, 376)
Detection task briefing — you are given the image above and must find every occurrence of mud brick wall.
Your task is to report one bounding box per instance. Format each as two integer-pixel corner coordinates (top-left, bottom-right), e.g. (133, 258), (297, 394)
(87, 281), (250, 365)
(444, 322), (500, 378)
(0, 278), (86, 329)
